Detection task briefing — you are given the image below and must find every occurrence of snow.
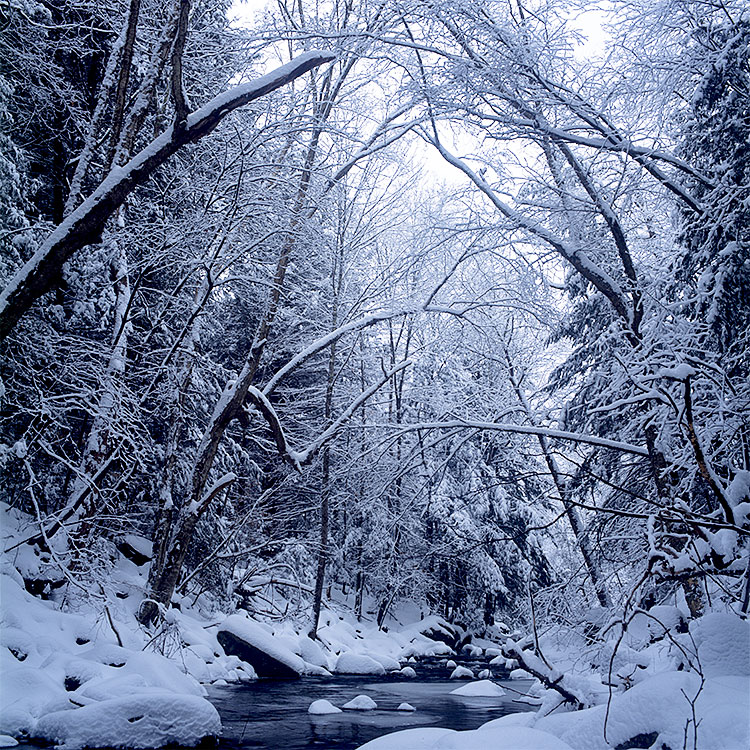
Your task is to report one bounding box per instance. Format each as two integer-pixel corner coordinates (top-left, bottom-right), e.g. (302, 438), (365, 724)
(308, 699), (342, 715)
(449, 679), (506, 697)
(446, 659), (457, 669)
(34, 694), (220, 750)
(399, 666), (417, 678)
(397, 703), (416, 711)
(449, 666), (474, 679)
(357, 728), (455, 749)
(441, 725), (576, 750)
(343, 694), (378, 710)
(218, 615), (305, 674)
(688, 612), (750, 677)
(0, 738), (17, 748)
(335, 653), (386, 675)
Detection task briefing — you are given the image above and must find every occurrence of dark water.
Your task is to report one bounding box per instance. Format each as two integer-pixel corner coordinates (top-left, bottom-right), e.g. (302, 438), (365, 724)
(208, 665), (536, 750)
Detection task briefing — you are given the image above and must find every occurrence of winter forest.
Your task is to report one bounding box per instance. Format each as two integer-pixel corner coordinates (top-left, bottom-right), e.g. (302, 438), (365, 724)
(0, 0), (748, 749)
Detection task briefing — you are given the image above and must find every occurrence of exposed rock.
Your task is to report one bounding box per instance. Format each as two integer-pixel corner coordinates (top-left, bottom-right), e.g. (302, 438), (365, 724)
(217, 616), (303, 680)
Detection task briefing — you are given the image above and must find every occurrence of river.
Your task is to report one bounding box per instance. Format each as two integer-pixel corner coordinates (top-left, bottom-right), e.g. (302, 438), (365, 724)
(208, 663), (536, 750)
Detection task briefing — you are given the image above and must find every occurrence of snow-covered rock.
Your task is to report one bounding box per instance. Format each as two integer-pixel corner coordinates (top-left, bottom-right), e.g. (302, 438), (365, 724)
(334, 653), (386, 676)
(399, 666), (417, 678)
(299, 636), (329, 670)
(450, 680), (506, 697)
(308, 699), (342, 715)
(343, 694), (377, 710)
(397, 702), (416, 712)
(450, 666), (473, 679)
(0, 737), (18, 748)
(446, 659), (457, 669)
(33, 694), (221, 750)
(509, 668), (531, 679)
(217, 616), (303, 679)
(477, 669), (491, 679)
(371, 653), (401, 672)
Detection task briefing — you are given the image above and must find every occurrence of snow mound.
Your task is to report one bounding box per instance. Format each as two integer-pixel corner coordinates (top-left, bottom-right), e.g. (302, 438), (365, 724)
(477, 669), (490, 679)
(450, 679), (506, 697)
(447, 725), (575, 750)
(0, 738), (17, 748)
(509, 668), (531, 679)
(397, 703), (416, 712)
(335, 653), (386, 675)
(357, 727), (455, 749)
(308, 699), (342, 715)
(34, 694), (221, 750)
(535, 671), (750, 750)
(400, 666), (417, 678)
(343, 694), (377, 710)
(371, 654), (401, 672)
(446, 659), (457, 669)
(299, 637), (329, 669)
(689, 612), (750, 677)
(449, 666), (473, 679)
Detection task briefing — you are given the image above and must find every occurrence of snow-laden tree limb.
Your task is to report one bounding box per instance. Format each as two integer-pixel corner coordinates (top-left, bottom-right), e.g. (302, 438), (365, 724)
(424, 129), (636, 330)
(0, 50), (336, 340)
(391, 420), (649, 456)
(248, 360), (413, 470)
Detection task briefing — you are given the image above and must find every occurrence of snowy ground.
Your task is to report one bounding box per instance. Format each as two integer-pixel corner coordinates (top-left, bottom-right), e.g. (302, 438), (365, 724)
(0, 503), (469, 748)
(2, 501), (748, 750)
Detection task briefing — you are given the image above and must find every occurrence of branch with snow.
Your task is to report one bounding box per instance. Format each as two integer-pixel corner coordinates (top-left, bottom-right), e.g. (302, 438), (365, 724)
(0, 50), (336, 340)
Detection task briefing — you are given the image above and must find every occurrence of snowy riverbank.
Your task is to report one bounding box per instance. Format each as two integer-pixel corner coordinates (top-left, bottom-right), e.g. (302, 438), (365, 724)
(2, 499), (749, 750)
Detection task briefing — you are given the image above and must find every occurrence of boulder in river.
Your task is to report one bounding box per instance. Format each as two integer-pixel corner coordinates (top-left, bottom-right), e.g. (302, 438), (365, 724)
(217, 616), (303, 680)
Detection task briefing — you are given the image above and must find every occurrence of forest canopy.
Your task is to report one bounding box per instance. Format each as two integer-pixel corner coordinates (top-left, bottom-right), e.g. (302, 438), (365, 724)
(0, 0), (748, 745)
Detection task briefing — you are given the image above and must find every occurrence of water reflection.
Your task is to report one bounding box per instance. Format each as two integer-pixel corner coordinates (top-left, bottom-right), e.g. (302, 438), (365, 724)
(209, 673), (535, 750)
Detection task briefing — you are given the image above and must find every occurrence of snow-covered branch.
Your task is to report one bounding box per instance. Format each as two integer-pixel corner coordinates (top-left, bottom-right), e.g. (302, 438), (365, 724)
(0, 51), (336, 340)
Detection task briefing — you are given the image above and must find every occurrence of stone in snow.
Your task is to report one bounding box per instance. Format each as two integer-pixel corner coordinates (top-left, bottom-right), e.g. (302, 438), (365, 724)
(397, 703), (416, 712)
(217, 615), (303, 679)
(450, 679), (506, 697)
(446, 659), (457, 669)
(450, 666), (474, 679)
(33, 694), (221, 750)
(400, 666), (417, 678)
(510, 668), (532, 679)
(308, 699), (342, 715)
(334, 653), (386, 676)
(343, 694), (377, 710)
(478, 669), (491, 679)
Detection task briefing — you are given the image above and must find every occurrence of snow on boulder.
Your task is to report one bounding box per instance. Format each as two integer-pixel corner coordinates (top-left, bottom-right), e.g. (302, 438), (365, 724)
(450, 680), (506, 698)
(450, 666), (474, 679)
(0, 737), (18, 748)
(33, 693), (221, 750)
(446, 660), (457, 669)
(397, 703), (416, 712)
(343, 694), (377, 710)
(217, 616), (303, 680)
(510, 668), (531, 679)
(689, 612), (750, 677)
(477, 669), (490, 679)
(116, 535), (152, 567)
(299, 636), (329, 670)
(371, 654), (401, 672)
(400, 666), (417, 678)
(334, 653), (385, 676)
(308, 699), (342, 715)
